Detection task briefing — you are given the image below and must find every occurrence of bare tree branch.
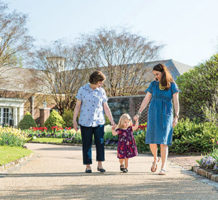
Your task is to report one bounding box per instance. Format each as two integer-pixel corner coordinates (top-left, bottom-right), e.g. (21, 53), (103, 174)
(0, 0), (34, 70)
(33, 40), (90, 114)
(78, 28), (163, 96)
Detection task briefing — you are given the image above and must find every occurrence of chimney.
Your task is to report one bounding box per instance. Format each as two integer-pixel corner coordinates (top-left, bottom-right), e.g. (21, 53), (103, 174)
(46, 56), (66, 72)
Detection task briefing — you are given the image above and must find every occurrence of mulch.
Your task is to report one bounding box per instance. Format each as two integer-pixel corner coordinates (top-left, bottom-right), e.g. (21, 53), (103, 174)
(168, 154), (203, 170)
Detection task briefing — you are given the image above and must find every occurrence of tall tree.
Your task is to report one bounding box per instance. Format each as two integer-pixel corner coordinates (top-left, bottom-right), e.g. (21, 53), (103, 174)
(176, 54), (218, 122)
(79, 28), (163, 96)
(0, 1), (34, 68)
(33, 40), (89, 114)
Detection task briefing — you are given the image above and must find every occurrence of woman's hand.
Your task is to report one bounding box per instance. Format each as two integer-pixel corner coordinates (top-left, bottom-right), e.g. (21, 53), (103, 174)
(132, 117), (139, 131)
(111, 120), (115, 126)
(133, 115), (139, 122)
(73, 120), (78, 131)
(111, 123), (117, 132)
(173, 117), (178, 128)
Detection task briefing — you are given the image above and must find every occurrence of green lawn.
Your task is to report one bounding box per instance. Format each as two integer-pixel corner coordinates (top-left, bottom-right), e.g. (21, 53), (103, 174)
(0, 146), (32, 166)
(31, 138), (63, 144)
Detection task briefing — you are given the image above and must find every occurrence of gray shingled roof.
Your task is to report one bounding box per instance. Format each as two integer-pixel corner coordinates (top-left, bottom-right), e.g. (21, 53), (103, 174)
(0, 66), (52, 93)
(140, 59), (192, 80)
(0, 59), (192, 93)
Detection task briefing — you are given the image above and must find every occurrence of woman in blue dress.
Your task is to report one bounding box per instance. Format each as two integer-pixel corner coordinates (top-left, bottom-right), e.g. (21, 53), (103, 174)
(134, 63), (180, 175)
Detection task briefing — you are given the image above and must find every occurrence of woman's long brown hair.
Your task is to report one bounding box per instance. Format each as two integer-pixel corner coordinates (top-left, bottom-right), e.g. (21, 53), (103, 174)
(153, 63), (174, 89)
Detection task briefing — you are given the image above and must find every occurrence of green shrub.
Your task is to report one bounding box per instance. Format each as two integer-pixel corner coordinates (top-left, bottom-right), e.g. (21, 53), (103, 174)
(44, 110), (65, 131)
(134, 119), (218, 154)
(62, 109), (73, 128)
(176, 54), (218, 121)
(18, 112), (37, 130)
(135, 131), (150, 153)
(170, 118), (218, 153)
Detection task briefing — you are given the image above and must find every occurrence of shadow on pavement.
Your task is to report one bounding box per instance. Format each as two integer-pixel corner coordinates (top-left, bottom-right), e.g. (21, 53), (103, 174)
(0, 177), (217, 200)
(0, 171), (154, 178)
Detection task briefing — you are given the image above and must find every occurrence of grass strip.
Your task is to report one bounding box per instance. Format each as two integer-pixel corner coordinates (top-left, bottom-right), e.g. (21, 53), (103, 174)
(0, 145), (32, 166)
(31, 138), (63, 144)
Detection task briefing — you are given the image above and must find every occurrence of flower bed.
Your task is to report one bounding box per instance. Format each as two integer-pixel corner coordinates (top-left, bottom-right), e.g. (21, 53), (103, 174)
(26, 126), (79, 139)
(0, 126), (28, 147)
(197, 148), (218, 174)
(25, 119), (217, 155)
(26, 124), (147, 148)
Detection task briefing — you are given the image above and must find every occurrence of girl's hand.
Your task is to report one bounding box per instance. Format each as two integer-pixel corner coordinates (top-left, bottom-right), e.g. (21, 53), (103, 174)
(173, 117), (178, 128)
(112, 124), (116, 130)
(132, 117), (139, 131)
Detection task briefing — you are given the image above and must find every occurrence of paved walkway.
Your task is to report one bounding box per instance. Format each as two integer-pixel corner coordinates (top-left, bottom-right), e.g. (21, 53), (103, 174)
(0, 143), (217, 200)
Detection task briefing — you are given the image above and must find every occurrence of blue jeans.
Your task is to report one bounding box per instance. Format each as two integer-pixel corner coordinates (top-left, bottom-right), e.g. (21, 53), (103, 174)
(80, 125), (105, 165)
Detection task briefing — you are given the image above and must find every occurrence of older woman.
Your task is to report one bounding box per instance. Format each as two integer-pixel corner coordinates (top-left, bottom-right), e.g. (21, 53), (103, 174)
(73, 71), (115, 173)
(134, 63), (180, 175)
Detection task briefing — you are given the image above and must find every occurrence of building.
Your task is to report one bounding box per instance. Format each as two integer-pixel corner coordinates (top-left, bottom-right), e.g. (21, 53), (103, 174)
(107, 59), (192, 123)
(0, 59), (192, 126)
(0, 66), (55, 126)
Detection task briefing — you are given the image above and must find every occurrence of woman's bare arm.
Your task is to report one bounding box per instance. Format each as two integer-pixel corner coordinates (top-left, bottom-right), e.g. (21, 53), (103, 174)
(103, 102), (115, 126)
(133, 92), (152, 121)
(172, 92), (179, 127)
(73, 100), (81, 131)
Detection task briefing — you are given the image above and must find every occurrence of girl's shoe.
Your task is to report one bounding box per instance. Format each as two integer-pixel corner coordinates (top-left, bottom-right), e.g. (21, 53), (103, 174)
(158, 169), (166, 175)
(151, 157), (160, 172)
(123, 168), (128, 173)
(120, 165), (125, 172)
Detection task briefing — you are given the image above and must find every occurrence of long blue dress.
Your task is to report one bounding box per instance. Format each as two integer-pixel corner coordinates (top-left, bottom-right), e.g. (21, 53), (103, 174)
(145, 81), (179, 145)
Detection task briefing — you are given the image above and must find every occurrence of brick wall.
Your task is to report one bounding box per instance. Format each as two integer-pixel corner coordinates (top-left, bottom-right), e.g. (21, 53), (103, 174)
(108, 95), (148, 124)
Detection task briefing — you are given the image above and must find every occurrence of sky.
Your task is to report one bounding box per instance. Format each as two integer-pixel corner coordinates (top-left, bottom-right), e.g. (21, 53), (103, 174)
(5, 0), (218, 66)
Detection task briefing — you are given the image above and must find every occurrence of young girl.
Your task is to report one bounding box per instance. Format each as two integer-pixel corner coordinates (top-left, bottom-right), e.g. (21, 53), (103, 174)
(112, 113), (139, 173)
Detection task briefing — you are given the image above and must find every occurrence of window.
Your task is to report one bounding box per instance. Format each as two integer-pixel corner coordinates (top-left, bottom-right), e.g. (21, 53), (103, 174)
(0, 107), (13, 126)
(3, 108), (9, 125)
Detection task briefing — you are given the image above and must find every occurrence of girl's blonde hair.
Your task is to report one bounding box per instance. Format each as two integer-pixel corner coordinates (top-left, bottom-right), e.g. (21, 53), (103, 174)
(117, 113), (133, 129)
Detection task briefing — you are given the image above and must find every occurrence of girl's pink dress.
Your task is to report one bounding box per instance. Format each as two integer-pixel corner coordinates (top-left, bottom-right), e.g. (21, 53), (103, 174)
(116, 126), (138, 159)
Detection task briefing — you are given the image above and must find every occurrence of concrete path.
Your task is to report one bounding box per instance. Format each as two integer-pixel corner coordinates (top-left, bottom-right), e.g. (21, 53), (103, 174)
(0, 143), (217, 200)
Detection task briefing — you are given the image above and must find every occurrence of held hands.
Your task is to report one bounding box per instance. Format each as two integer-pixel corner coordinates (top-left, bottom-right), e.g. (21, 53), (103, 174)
(132, 116), (139, 131)
(111, 123), (117, 136)
(133, 115), (139, 122)
(134, 117), (139, 122)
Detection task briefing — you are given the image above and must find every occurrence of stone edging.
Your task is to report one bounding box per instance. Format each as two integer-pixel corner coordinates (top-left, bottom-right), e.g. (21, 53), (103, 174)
(0, 153), (33, 172)
(192, 166), (218, 182)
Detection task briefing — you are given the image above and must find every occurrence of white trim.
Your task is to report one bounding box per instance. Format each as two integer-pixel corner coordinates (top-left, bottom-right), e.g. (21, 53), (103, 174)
(0, 98), (26, 127)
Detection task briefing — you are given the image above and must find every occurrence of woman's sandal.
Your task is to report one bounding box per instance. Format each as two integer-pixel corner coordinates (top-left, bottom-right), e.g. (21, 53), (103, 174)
(123, 168), (128, 173)
(158, 169), (166, 175)
(151, 157), (160, 172)
(120, 164), (125, 172)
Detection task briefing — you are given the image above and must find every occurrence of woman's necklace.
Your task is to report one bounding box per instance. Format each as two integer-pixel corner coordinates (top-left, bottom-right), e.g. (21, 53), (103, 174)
(159, 82), (166, 90)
